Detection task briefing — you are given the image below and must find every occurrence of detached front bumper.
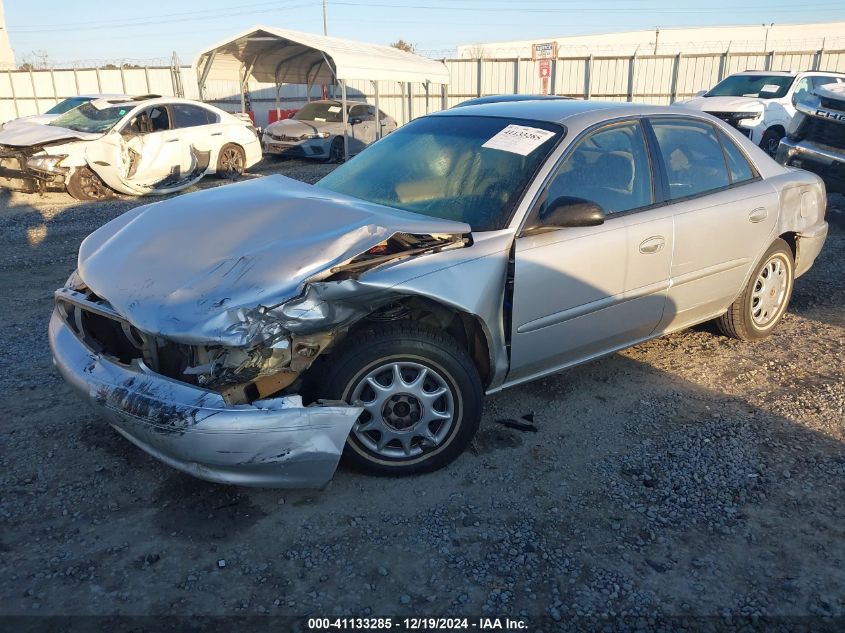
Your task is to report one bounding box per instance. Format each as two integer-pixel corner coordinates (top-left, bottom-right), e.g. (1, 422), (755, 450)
(777, 138), (845, 192)
(48, 309), (361, 488)
(0, 152), (67, 193)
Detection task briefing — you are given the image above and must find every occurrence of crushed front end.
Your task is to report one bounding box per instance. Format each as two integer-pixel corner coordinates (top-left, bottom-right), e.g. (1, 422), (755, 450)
(0, 144), (69, 194)
(49, 284), (362, 488)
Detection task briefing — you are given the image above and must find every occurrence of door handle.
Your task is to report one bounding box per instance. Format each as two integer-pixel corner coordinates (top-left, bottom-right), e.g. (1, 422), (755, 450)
(748, 207), (768, 223)
(639, 236), (665, 254)
(210, 132), (223, 136)
(165, 138), (179, 143)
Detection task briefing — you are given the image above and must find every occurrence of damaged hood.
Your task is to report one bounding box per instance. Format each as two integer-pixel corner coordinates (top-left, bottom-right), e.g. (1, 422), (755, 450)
(78, 175), (470, 345)
(0, 121), (101, 147)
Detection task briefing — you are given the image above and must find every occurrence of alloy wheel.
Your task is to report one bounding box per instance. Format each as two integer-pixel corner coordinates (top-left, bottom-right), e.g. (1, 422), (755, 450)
(349, 361), (455, 459)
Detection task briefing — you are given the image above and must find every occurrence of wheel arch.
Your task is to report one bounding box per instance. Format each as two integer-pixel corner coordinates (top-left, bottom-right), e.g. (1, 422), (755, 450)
(346, 296), (494, 389)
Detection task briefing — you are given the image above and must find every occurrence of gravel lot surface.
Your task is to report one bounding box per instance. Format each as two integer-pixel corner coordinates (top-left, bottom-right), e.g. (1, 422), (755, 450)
(0, 158), (843, 630)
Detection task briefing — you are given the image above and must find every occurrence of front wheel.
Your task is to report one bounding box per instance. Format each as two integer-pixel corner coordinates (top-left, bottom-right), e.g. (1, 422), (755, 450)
(715, 238), (794, 340)
(321, 323), (483, 475)
(66, 167), (114, 201)
(759, 128), (784, 158)
(327, 137), (345, 164)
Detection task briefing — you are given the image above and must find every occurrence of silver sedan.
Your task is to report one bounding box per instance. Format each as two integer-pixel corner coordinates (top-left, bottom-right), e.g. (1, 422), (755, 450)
(262, 100), (397, 162)
(49, 100), (828, 487)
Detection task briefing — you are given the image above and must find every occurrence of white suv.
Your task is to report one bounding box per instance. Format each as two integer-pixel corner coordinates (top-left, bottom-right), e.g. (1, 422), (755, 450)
(674, 70), (845, 156)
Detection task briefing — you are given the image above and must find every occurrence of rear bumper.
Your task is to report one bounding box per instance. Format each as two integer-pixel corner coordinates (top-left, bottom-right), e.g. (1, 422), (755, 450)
(777, 138), (845, 192)
(48, 308), (361, 488)
(795, 221), (829, 278)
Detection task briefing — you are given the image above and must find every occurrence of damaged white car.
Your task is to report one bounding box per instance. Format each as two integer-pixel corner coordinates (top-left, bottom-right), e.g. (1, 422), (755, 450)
(50, 100), (828, 488)
(0, 96), (262, 200)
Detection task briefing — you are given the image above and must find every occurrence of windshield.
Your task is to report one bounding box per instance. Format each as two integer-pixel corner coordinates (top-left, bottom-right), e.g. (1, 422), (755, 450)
(294, 102), (348, 123)
(318, 115), (563, 231)
(48, 102), (128, 133)
(45, 97), (94, 115)
(706, 74), (795, 99)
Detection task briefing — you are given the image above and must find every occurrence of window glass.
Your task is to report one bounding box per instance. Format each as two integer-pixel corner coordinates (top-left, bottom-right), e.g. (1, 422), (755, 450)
(706, 74), (794, 99)
(172, 104), (215, 128)
(542, 121), (653, 215)
(124, 106), (170, 134)
(718, 130), (755, 184)
(792, 77), (812, 106)
(651, 119), (730, 199)
(48, 102), (126, 133)
(318, 115), (563, 231)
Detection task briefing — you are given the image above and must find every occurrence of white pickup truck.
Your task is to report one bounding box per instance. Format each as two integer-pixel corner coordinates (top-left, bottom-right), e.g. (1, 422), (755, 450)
(777, 81), (845, 192)
(674, 70), (845, 156)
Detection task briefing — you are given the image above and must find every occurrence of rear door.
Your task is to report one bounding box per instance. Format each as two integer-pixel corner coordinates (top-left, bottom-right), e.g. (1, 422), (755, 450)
(507, 119), (673, 384)
(170, 103), (220, 177)
(646, 117), (779, 331)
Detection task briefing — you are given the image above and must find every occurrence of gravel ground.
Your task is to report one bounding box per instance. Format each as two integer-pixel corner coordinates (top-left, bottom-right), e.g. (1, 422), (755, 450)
(0, 159), (843, 630)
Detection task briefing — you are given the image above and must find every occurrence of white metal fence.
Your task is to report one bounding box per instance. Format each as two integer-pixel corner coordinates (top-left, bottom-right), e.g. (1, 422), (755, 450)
(3, 48), (844, 128)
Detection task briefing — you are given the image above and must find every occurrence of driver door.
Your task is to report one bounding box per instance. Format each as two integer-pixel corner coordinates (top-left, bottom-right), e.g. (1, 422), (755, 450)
(507, 120), (673, 385)
(86, 105), (197, 194)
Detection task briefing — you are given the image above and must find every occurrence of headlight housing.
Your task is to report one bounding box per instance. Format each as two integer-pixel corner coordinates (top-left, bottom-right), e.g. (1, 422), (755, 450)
(64, 269), (86, 290)
(300, 132), (330, 140)
(26, 154), (68, 173)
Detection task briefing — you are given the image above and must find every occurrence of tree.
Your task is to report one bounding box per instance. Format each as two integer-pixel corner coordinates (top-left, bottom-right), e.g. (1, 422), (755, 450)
(390, 40), (416, 54)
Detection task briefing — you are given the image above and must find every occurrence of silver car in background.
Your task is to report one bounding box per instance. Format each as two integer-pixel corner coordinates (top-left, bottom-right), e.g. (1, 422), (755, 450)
(262, 100), (397, 162)
(50, 100), (828, 487)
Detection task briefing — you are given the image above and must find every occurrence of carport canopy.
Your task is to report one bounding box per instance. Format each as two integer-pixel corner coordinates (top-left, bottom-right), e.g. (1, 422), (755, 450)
(194, 25), (450, 88)
(194, 26), (449, 159)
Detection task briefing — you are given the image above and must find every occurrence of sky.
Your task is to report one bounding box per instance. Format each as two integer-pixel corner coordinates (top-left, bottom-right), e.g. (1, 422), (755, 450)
(5, 0), (845, 66)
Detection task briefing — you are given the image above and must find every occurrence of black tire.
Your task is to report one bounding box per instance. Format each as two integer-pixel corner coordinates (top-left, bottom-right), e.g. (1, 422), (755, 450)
(321, 322), (483, 475)
(759, 127), (785, 158)
(66, 166), (114, 201)
(715, 238), (794, 341)
(327, 137), (345, 164)
(216, 143), (246, 179)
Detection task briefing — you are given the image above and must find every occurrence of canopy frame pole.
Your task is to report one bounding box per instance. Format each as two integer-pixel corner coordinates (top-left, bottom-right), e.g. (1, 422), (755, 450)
(372, 80), (381, 140)
(239, 64), (247, 112)
(196, 50), (216, 101)
(341, 79), (349, 162)
(239, 58), (257, 113)
(400, 82), (407, 125)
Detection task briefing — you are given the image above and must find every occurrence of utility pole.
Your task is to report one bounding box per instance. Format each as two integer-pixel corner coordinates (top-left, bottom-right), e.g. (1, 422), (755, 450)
(762, 23), (774, 52)
(653, 27), (660, 55)
(322, 0), (328, 36)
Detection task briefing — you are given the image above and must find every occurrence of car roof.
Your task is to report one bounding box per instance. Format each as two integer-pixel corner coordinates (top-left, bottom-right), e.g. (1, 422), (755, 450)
(454, 94), (572, 108)
(433, 99), (691, 126)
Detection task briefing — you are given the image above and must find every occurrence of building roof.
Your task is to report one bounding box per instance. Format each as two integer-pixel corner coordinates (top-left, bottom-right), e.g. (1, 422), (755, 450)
(194, 26), (450, 86)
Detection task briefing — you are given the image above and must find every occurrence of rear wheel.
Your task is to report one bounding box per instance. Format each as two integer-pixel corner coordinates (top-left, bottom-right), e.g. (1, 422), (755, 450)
(715, 238), (794, 340)
(321, 323), (483, 475)
(66, 167), (114, 201)
(216, 143), (246, 179)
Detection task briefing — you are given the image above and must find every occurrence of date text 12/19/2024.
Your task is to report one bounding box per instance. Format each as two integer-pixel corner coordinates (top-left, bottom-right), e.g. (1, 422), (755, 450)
(307, 618), (528, 630)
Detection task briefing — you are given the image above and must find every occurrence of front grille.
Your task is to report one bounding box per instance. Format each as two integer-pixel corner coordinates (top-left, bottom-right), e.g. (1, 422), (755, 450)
(272, 134), (300, 142)
(801, 116), (845, 148)
(58, 292), (145, 364)
(704, 111), (758, 130)
(57, 288), (201, 383)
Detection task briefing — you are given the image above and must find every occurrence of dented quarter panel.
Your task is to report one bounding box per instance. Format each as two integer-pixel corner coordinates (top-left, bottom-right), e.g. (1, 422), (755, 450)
(77, 175), (471, 346)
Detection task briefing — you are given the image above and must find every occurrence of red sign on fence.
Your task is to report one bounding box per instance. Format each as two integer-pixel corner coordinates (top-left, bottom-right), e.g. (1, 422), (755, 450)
(538, 60), (551, 78)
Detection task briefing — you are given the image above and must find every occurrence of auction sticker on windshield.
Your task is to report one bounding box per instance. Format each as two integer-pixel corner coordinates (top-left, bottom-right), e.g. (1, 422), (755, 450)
(482, 124), (556, 156)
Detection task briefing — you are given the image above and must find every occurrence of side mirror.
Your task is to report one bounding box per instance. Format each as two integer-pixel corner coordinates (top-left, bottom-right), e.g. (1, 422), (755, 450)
(349, 116), (363, 125)
(528, 196), (605, 233)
